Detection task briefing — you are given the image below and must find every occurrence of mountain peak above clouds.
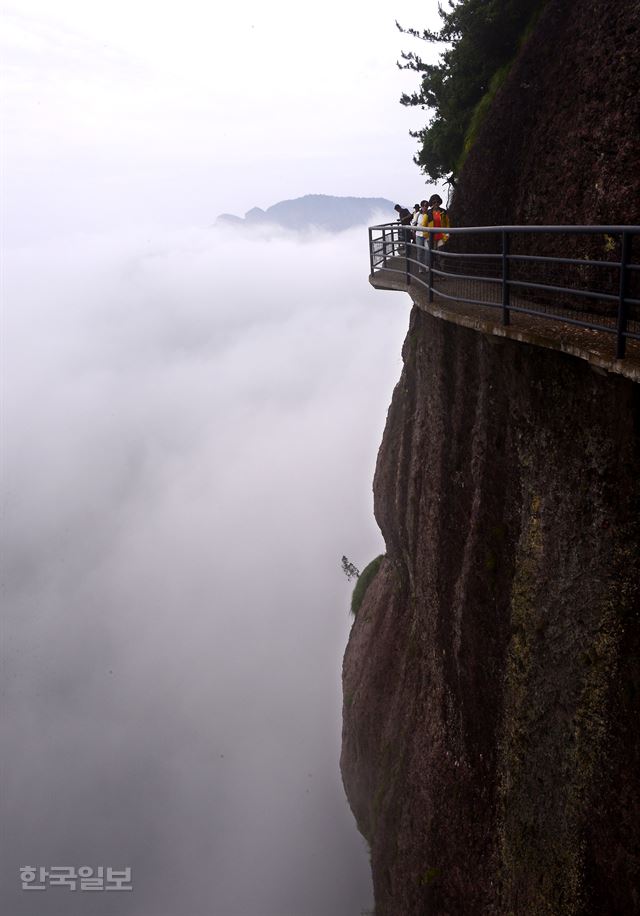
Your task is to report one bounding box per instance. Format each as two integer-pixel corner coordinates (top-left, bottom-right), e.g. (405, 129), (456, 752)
(216, 194), (395, 232)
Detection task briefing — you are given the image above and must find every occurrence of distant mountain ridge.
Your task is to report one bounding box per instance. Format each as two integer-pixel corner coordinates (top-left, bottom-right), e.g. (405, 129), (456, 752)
(216, 194), (395, 232)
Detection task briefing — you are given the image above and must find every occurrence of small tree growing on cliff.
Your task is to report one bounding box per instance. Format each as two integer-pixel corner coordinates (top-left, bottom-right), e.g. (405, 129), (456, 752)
(341, 555), (360, 582)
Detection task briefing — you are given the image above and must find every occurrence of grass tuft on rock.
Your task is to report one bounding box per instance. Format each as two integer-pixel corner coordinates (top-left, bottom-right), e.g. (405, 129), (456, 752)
(351, 555), (385, 617)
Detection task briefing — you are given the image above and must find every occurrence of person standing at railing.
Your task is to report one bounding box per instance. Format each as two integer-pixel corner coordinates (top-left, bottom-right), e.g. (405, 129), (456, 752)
(394, 204), (412, 225)
(409, 204), (420, 262)
(394, 204), (412, 255)
(427, 194), (450, 248)
(415, 200), (430, 273)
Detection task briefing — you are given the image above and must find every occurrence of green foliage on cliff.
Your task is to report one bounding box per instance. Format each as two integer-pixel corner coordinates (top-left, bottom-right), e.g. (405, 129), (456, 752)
(397, 0), (546, 179)
(351, 555), (385, 617)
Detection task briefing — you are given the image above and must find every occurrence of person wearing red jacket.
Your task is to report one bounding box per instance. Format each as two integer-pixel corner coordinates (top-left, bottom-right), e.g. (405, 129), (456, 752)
(427, 194), (450, 248)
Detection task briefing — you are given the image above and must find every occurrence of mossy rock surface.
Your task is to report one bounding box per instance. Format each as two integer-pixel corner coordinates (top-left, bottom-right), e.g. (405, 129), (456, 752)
(351, 555), (385, 617)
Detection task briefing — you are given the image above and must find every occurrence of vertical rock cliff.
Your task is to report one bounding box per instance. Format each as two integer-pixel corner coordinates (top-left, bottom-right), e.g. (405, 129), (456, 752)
(449, 0), (640, 228)
(341, 309), (640, 914)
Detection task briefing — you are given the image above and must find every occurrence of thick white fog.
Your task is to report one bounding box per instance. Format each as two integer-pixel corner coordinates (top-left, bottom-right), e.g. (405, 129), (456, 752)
(1, 0), (444, 909)
(1, 221), (409, 915)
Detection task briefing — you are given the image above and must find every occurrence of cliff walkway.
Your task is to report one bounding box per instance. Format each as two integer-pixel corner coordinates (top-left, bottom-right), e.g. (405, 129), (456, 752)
(369, 223), (640, 381)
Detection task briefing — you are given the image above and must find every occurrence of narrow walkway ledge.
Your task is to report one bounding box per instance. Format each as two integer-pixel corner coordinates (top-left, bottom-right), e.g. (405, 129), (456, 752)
(371, 267), (640, 384)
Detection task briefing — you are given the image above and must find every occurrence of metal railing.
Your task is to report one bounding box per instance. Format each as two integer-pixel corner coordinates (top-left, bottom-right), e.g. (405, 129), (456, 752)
(368, 223), (640, 359)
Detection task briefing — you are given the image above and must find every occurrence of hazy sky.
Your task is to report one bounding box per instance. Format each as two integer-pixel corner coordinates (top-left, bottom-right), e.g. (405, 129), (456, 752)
(2, 0), (442, 244)
(2, 3), (441, 914)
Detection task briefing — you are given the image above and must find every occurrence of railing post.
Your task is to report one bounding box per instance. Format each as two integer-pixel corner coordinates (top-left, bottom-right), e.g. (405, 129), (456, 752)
(405, 226), (411, 286)
(382, 227), (387, 267)
(369, 227), (374, 274)
(616, 230), (630, 359)
(502, 229), (511, 326)
(428, 230), (434, 303)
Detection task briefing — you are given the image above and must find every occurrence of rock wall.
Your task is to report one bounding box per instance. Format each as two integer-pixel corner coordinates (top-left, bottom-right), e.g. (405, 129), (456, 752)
(449, 0), (640, 228)
(341, 307), (640, 914)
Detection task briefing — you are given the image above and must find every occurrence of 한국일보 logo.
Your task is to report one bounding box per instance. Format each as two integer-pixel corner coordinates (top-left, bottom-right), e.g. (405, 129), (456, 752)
(20, 865), (133, 892)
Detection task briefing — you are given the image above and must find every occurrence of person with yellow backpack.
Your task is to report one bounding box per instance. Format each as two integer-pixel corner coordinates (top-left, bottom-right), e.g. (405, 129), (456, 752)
(427, 194), (450, 248)
(415, 194), (451, 273)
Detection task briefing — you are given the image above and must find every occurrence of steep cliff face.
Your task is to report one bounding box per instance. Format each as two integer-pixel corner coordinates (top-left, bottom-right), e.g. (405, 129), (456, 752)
(341, 308), (640, 914)
(449, 0), (640, 227)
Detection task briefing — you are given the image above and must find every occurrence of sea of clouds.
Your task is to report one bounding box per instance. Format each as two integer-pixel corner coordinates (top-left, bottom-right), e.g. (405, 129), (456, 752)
(1, 219), (409, 916)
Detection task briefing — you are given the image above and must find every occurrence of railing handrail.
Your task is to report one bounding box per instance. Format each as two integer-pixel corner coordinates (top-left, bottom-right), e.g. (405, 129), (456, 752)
(367, 222), (640, 360)
(369, 222), (640, 235)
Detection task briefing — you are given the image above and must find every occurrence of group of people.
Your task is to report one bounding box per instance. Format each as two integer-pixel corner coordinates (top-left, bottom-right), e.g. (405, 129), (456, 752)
(394, 195), (450, 271)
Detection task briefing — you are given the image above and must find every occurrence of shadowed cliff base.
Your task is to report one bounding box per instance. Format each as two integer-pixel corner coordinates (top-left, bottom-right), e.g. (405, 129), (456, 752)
(341, 308), (640, 915)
